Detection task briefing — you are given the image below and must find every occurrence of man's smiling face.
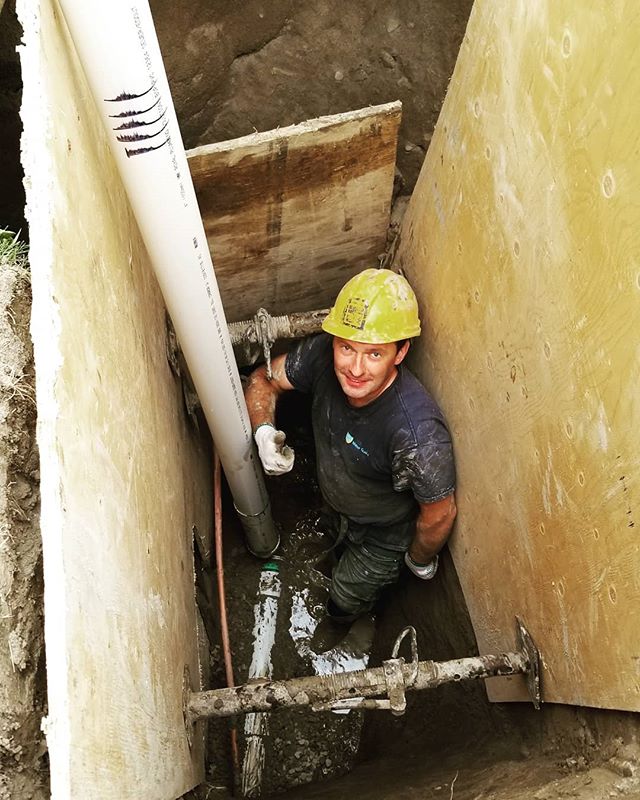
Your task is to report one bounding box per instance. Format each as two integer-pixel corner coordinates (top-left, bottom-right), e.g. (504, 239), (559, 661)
(332, 337), (410, 407)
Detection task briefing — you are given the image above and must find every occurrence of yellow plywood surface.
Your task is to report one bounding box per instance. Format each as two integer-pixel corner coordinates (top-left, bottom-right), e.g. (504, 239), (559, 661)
(20, 1), (210, 796)
(187, 103), (401, 322)
(395, 0), (640, 709)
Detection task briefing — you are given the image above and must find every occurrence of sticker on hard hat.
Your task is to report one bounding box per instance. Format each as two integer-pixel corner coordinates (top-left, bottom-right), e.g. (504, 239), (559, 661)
(341, 297), (369, 330)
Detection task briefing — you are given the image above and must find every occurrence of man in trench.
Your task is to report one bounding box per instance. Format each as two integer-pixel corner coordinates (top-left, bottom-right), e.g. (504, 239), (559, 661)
(245, 268), (457, 632)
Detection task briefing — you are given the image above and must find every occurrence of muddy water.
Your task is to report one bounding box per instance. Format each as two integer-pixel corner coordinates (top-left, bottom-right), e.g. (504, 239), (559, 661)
(209, 393), (371, 796)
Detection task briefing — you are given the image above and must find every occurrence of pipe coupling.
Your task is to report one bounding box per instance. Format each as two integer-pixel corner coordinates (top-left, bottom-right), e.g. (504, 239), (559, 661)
(235, 500), (280, 559)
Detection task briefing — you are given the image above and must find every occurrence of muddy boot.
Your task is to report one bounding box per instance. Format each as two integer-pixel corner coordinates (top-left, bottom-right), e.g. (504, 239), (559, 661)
(309, 616), (351, 653)
(332, 613), (376, 659)
(308, 598), (354, 651)
(309, 604), (375, 656)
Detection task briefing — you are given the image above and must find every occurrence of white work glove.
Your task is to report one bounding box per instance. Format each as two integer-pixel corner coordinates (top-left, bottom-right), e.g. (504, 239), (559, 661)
(254, 423), (295, 475)
(404, 552), (439, 580)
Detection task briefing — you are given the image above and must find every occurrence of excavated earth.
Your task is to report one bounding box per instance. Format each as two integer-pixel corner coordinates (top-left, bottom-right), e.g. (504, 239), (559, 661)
(275, 749), (640, 800)
(0, 252), (46, 799)
(150, 0), (474, 195)
(0, 8), (47, 800)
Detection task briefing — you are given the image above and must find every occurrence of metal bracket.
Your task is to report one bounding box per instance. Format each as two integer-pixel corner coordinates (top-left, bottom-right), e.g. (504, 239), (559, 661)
(227, 306), (330, 368)
(311, 625), (420, 714)
(383, 658), (407, 715)
(182, 665), (194, 748)
(254, 308), (275, 379)
(516, 616), (541, 709)
(382, 625), (419, 715)
(392, 625), (419, 687)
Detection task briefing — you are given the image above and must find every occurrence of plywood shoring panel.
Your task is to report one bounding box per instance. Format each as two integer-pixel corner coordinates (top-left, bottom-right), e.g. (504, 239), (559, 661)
(394, 1), (640, 709)
(187, 102), (401, 322)
(19, 0), (210, 796)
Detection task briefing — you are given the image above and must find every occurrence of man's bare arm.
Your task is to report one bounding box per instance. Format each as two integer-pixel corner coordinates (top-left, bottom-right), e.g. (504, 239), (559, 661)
(244, 354), (296, 475)
(244, 353), (294, 431)
(408, 493), (457, 564)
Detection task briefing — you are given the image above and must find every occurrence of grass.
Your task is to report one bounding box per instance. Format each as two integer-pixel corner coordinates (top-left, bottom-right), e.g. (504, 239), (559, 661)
(0, 229), (29, 282)
(0, 228), (35, 407)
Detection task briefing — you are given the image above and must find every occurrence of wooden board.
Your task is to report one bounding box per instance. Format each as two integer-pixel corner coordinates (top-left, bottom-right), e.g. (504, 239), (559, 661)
(20, 1), (210, 796)
(394, 0), (640, 710)
(187, 102), (401, 322)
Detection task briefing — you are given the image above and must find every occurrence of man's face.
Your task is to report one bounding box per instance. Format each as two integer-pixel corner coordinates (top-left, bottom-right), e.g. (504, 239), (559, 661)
(332, 337), (410, 407)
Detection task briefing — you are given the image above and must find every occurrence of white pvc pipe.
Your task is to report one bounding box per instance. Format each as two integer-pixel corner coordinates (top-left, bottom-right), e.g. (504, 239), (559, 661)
(241, 562), (281, 798)
(57, 0), (277, 555)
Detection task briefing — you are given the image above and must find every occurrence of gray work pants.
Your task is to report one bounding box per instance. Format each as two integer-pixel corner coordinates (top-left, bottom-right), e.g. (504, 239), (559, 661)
(322, 510), (412, 617)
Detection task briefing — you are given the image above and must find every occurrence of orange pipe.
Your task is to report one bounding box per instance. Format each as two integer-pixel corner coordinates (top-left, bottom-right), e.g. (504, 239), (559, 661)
(214, 453), (241, 785)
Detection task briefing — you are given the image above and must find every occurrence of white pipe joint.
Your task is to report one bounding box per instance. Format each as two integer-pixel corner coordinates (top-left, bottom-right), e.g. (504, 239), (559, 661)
(236, 503), (281, 559)
(57, 0), (278, 557)
(241, 560), (282, 797)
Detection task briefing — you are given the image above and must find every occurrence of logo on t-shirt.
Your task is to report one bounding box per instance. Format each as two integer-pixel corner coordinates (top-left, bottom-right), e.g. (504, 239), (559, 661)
(345, 431), (370, 456)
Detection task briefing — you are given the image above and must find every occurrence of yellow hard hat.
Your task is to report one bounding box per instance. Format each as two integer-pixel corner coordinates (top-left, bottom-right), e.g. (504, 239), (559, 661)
(322, 268), (421, 343)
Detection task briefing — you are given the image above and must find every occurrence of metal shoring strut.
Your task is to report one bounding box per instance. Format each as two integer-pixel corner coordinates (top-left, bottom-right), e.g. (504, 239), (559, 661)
(185, 617), (541, 726)
(228, 307), (330, 375)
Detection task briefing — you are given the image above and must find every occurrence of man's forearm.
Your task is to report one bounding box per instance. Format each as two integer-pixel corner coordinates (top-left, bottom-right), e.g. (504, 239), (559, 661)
(408, 494), (457, 563)
(244, 356), (296, 475)
(244, 366), (278, 431)
(409, 519), (452, 563)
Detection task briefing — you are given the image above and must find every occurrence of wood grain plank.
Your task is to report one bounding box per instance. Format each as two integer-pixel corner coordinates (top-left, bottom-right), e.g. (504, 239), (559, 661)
(394, 2), (640, 710)
(188, 103), (401, 322)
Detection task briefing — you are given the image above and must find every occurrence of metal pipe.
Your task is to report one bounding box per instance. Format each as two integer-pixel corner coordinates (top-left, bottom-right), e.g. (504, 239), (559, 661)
(228, 308), (330, 346)
(229, 307), (330, 374)
(57, 0), (278, 557)
(188, 648), (531, 721)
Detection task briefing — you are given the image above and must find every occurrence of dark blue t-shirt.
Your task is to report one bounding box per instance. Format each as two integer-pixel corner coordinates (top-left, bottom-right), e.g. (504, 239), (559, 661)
(285, 334), (455, 535)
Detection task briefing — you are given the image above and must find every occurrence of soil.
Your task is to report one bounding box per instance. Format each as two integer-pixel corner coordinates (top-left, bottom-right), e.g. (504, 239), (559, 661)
(273, 747), (640, 800)
(149, 0), (474, 196)
(190, 749), (640, 800)
(0, 247), (47, 798)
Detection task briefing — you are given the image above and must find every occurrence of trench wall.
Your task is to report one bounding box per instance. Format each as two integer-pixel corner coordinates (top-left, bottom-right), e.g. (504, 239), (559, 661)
(0, 8), (46, 800)
(0, 248), (46, 799)
(395, 0), (640, 711)
(18, 1), (212, 798)
(149, 0), (473, 196)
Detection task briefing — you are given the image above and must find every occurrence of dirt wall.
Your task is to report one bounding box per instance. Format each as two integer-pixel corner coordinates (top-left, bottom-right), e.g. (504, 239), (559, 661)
(150, 0), (474, 196)
(0, 8), (46, 800)
(0, 241), (47, 800)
